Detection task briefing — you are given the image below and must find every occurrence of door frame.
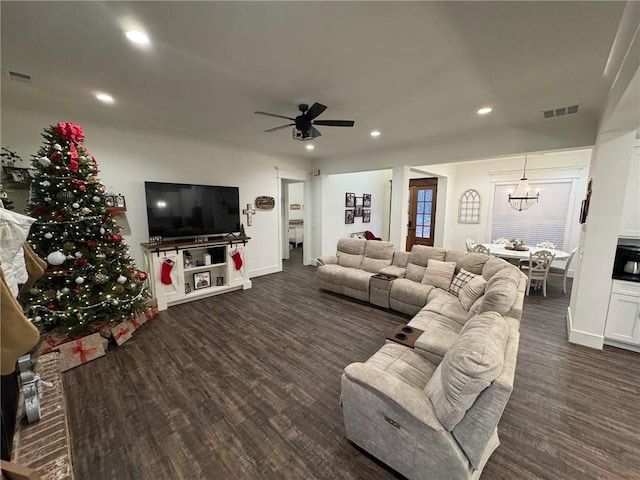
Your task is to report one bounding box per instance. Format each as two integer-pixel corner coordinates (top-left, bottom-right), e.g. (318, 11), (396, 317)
(406, 178), (438, 251)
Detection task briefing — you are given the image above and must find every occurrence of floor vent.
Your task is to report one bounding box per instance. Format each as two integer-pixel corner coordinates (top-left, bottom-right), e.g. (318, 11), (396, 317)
(542, 104), (580, 119)
(7, 70), (31, 81)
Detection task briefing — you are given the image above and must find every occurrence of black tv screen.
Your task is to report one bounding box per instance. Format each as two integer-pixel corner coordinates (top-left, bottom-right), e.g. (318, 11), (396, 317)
(144, 181), (240, 239)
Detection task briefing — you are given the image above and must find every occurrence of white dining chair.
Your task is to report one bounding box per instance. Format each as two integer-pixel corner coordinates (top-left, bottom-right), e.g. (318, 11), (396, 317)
(471, 243), (490, 255)
(520, 249), (555, 297)
(547, 247), (578, 294)
(465, 238), (475, 253)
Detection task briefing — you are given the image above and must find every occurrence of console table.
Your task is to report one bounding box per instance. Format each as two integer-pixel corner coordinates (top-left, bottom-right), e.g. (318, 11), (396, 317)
(370, 273), (397, 309)
(140, 237), (252, 311)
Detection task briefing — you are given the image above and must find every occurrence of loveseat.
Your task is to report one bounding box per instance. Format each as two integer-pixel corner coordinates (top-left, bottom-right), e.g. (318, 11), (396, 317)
(316, 238), (527, 479)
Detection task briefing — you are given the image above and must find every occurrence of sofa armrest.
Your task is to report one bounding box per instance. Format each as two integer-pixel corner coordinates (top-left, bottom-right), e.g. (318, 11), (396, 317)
(378, 265), (406, 278)
(343, 363), (443, 430)
(316, 255), (337, 266)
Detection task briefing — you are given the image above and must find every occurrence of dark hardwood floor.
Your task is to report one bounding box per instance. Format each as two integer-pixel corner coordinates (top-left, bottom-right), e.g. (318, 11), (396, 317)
(64, 247), (640, 479)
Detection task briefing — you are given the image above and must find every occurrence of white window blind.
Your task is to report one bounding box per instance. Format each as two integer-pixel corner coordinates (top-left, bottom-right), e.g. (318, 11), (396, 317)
(491, 181), (571, 249)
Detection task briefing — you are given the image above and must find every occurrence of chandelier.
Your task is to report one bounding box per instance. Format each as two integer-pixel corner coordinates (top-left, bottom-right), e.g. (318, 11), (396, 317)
(508, 156), (539, 211)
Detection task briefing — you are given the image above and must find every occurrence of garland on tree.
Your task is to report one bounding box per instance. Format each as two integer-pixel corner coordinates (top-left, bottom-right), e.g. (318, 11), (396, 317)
(22, 122), (150, 334)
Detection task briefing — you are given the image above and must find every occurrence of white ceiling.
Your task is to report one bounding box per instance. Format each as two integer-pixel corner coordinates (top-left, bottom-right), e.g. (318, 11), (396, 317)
(0, 1), (626, 161)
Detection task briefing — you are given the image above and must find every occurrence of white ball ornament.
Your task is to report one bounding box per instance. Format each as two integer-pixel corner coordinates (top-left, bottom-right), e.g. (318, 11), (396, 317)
(117, 275), (127, 284)
(81, 207), (90, 214)
(61, 288), (70, 294)
(72, 203), (80, 209)
(35, 316), (42, 322)
(53, 143), (62, 151)
(99, 227), (105, 235)
(46, 251), (66, 266)
(92, 196), (101, 203)
(67, 255), (75, 260)
(44, 233), (53, 239)
(75, 252), (83, 258)
(41, 180), (51, 187)
(38, 157), (52, 166)
(44, 197), (51, 202)
(75, 276), (85, 285)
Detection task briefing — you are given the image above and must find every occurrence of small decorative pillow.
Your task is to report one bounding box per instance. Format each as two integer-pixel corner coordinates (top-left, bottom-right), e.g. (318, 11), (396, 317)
(459, 276), (488, 310)
(422, 259), (457, 290)
(448, 268), (476, 297)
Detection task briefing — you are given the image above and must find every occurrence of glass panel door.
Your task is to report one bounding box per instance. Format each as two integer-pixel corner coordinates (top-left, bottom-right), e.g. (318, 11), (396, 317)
(406, 178), (437, 250)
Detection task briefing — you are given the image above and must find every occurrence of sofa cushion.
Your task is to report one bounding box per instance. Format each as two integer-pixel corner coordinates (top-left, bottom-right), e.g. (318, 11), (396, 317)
(422, 292), (469, 325)
(340, 268), (375, 292)
(336, 238), (366, 269)
(361, 240), (395, 273)
(390, 278), (434, 307)
(444, 250), (490, 275)
(425, 312), (509, 431)
(422, 259), (456, 290)
(405, 245), (447, 282)
(479, 272), (519, 315)
(482, 256), (514, 280)
(448, 268), (476, 297)
(366, 342), (437, 390)
(410, 310), (463, 362)
(459, 276), (488, 310)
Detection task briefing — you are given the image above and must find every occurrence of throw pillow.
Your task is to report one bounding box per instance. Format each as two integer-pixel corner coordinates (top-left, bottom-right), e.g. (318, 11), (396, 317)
(448, 268), (476, 297)
(458, 275), (488, 310)
(422, 259), (457, 290)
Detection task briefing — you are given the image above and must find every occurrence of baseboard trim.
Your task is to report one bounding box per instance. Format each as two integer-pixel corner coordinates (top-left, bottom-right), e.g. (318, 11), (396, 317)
(566, 307), (604, 349)
(249, 265), (282, 278)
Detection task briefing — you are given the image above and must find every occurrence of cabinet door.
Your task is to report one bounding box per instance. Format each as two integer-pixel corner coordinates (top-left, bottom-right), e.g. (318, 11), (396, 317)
(605, 293), (640, 345)
(151, 251), (185, 304)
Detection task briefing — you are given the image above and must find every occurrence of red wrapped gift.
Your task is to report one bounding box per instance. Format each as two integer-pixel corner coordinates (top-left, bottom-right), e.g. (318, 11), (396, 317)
(110, 321), (133, 346)
(58, 333), (106, 372)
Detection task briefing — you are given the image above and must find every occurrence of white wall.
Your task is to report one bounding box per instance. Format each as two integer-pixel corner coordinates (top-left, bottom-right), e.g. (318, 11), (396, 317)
(288, 182), (304, 220)
(432, 150), (591, 253)
(1, 108), (310, 278)
(320, 169), (392, 256)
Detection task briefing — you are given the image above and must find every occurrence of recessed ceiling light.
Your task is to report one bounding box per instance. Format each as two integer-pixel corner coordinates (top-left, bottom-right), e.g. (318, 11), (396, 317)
(95, 93), (114, 104)
(370, 130), (381, 137)
(306, 144), (314, 151)
(125, 30), (150, 45)
(477, 107), (493, 115)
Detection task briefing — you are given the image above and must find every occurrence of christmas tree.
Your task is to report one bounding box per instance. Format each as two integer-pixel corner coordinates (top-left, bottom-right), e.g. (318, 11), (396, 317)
(22, 122), (149, 334)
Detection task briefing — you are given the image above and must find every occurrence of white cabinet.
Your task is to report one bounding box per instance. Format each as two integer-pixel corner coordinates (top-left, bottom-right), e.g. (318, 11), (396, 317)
(618, 147), (640, 238)
(141, 239), (252, 311)
(604, 280), (640, 349)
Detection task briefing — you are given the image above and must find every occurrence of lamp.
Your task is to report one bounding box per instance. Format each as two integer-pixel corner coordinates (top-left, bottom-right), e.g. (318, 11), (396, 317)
(508, 156), (539, 211)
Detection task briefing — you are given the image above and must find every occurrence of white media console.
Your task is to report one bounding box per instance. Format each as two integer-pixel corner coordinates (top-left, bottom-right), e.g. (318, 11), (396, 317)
(140, 236), (252, 311)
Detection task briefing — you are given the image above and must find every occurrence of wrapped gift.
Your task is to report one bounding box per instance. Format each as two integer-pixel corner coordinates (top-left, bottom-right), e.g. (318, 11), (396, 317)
(110, 321), (133, 346)
(129, 314), (143, 331)
(58, 333), (105, 371)
(101, 336), (109, 352)
(145, 298), (159, 319)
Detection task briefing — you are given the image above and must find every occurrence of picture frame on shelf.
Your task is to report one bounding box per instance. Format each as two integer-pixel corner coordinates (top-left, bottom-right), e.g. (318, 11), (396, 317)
(363, 209), (371, 223)
(185, 282), (191, 294)
(216, 276), (224, 286)
(345, 192), (355, 208)
(115, 194), (126, 208)
(363, 194), (371, 207)
(193, 271), (211, 290)
(345, 209), (355, 224)
(105, 195), (116, 207)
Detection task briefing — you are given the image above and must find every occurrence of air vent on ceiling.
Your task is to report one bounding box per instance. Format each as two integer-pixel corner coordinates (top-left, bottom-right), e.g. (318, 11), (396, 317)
(7, 70), (31, 82)
(542, 104), (580, 119)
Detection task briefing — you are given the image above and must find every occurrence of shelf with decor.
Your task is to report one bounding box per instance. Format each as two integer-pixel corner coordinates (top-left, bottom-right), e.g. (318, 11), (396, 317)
(140, 237), (251, 310)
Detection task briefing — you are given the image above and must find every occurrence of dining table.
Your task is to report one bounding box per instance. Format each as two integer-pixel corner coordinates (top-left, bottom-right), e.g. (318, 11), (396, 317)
(481, 243), (571, 261)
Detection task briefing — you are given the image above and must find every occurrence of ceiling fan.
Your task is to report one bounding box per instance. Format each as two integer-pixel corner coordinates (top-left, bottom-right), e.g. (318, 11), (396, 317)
(255, 102), (355, 141)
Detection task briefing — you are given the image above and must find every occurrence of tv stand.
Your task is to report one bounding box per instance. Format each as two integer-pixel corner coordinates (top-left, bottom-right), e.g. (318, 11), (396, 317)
(140, 236), (251, 310)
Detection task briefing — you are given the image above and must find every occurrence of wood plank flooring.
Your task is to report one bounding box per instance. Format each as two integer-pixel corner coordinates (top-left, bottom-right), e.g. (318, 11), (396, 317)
(64, 248), (640, 479)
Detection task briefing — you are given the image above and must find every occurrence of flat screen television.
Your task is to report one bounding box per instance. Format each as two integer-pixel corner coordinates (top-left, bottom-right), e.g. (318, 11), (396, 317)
(144, 181), (240, 239)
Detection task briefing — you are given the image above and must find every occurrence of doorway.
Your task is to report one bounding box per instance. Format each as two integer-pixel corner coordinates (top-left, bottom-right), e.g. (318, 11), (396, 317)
(406, 178), (438, 250)
(282, 180), (305, 263)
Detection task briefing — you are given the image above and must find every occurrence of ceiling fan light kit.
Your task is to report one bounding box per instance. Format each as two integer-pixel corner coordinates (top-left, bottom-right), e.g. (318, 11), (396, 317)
(255, 102), (354, 141)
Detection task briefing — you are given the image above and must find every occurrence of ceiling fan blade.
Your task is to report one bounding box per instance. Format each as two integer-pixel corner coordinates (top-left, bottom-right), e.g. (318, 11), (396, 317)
(305, 103), (327, 120)
(312, 120), (355, 127)
(255, 111), (295, 121)
(264, 124), (295, 132)
(311, 126), (322, 137)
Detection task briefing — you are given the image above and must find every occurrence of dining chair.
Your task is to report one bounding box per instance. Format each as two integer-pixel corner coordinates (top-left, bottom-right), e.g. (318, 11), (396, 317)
(471, 243), (490, 255)
(547, 247), (578, 294)
(520, 249), (555, 297)
(465, 238), (475, 253)
(494, 237), (511, 245)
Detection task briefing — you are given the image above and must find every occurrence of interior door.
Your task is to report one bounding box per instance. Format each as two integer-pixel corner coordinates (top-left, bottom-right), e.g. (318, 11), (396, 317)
(406, 178), (438, 250)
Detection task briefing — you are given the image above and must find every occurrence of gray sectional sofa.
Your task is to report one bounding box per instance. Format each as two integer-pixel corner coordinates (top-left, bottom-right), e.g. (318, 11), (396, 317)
(316, 238), (527, 480)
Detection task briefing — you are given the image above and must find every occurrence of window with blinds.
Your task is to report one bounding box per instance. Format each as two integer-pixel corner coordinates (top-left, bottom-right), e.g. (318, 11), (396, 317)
(491, 181), (572, 249)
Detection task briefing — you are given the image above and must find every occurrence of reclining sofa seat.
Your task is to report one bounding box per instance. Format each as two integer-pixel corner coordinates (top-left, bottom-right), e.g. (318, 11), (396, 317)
(316, 238), (394, 301)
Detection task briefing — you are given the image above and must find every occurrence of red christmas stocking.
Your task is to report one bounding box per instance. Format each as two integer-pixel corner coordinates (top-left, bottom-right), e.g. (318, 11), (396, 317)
(231, 250), (243, 271)
(160, 258), (175, 284)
